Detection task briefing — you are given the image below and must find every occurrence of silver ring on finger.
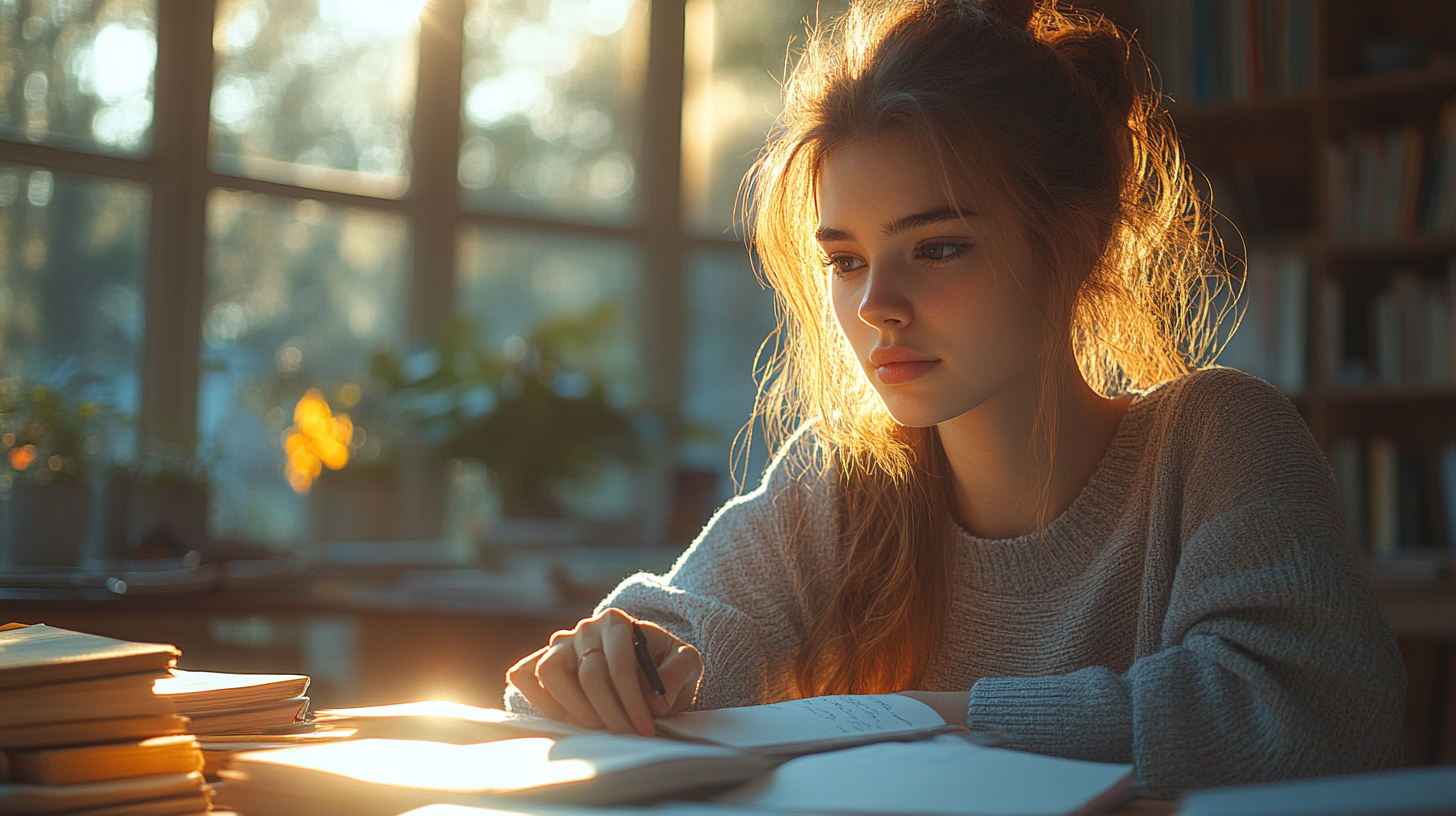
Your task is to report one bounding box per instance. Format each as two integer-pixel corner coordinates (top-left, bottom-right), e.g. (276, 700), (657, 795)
(577, 646), (604, 668)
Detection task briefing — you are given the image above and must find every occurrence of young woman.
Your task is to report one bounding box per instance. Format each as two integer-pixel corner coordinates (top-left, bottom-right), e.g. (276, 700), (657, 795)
(506, 0), (1405, 796)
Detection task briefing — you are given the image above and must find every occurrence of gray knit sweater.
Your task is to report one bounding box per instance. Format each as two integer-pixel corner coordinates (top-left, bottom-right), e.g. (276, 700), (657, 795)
(516, 368), (1406, 797)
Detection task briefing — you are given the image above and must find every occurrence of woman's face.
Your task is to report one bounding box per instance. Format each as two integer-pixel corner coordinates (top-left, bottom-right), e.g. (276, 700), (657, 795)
(816, 138), (1050, 428)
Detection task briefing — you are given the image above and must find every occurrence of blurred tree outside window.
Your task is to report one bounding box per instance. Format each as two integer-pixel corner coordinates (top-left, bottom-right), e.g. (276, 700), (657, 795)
(681, 0), (846, 236)
(0, 0), (158, 155)
(210, 0), (421, 197)
(681, 249), (776, 502)
(458, 0), (646, 223)
(0, 162), (149, 487)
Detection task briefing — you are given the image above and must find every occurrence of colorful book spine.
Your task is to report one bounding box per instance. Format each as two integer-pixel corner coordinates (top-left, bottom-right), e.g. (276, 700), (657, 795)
(1135, 0), (1313, 107)
(1340, 438), (1456, 560)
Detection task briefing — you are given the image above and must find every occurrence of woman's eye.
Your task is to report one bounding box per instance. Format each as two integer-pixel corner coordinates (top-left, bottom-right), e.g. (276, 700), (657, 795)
(823, 254), (866, 277)
(917, 241), (969, 262)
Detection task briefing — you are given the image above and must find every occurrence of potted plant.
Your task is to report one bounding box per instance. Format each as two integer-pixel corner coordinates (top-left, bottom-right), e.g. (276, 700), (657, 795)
(371, 309), (654, 519)
(0, 378), (113, 567)
(282, 383), (403, 543)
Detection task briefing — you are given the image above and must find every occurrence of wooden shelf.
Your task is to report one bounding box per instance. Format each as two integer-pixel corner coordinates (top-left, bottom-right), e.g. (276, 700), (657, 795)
(1321, 61), (1456, 103)
(1325, 385), (1456, 402)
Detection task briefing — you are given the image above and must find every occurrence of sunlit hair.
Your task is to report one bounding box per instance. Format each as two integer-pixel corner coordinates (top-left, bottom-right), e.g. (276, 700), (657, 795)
(743, 0), (1230, 696)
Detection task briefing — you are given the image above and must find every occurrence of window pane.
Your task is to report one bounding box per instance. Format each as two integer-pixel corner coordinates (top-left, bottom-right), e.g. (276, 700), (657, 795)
(459, 0), (646, 223)
(457, 225), (641, 394)
(682, 248), (776, 501)
(209, 0), (422, 198)
(456, 226), (642, 518)
(0, 164), (148, 480)
(681, 0), (846, 235)
(0, 0), (158, 155)
(200, 189), (408, 546)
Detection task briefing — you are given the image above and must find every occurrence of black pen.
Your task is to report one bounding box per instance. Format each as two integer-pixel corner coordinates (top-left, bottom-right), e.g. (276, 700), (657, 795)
(631, 621), (668, 698)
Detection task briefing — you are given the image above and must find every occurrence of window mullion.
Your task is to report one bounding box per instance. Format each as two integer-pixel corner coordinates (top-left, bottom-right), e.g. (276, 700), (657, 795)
(399, 0), (468, 539)
(137, 0), (215, 454)
(639, 0), (688, 410)
(408, 0), (467, 342)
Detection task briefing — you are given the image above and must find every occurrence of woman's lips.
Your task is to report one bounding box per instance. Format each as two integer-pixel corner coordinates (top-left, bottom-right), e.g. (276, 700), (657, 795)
(875, 359), (939, 384)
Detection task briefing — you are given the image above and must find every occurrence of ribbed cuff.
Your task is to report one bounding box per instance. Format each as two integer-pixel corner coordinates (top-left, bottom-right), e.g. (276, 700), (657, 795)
(966, 667), (1134, 765)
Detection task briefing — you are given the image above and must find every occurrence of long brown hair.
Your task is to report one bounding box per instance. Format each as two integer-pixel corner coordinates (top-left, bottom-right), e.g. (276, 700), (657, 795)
(745, 0), (1229, 696)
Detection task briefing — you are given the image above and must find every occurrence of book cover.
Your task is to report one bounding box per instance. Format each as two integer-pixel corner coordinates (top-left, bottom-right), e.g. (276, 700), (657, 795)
(8, 735), (202, 786)
(0, 624), (178, 691)
(154, 669), (310, 714)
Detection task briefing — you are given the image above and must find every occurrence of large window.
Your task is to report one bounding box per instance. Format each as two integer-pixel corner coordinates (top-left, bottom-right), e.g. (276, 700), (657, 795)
(0, 0), (821, 550)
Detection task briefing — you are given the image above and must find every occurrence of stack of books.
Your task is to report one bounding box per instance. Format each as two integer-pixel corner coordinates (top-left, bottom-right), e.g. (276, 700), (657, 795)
(154, 668), (317, 778)
(155, 669), (310, 737)
(0, 623), (209, 815)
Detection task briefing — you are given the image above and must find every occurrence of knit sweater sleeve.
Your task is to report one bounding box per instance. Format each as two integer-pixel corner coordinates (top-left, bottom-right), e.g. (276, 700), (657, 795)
(965, 370), (1406, 797)
(588, 435), (831, 711)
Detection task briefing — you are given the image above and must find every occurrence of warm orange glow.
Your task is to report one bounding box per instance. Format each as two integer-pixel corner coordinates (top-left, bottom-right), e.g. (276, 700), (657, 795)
(8, 445), (35, 471)
(283, 389), (352, 494)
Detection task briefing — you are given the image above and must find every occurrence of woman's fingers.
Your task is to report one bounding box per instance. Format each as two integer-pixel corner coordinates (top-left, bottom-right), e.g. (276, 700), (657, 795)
(534, 639), (606, 729)
(574, 632), (639, 735)
(513, 611), (701, 730)
(506, 646), (567, 721)
(601, 621), (658, 736)
(634, 620), (702, 715)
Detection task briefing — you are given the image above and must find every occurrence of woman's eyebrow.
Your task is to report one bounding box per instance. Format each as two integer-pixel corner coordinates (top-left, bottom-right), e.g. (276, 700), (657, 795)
(814, 205), (978, 243)
(882, 205), (978, 235)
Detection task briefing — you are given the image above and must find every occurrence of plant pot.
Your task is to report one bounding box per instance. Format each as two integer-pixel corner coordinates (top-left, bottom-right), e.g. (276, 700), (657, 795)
(308, 471), (401, 543)
(4, 482), (92, 567)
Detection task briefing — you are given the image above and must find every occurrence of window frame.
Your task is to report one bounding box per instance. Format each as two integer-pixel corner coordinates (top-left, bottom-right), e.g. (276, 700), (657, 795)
(0, 0), (748, 538)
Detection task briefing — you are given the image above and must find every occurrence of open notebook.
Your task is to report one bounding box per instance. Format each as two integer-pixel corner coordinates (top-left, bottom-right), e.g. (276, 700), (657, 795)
(214, 735), (770, 816)
(281, 695), (1133, 816)
(316, 693), (958, 756)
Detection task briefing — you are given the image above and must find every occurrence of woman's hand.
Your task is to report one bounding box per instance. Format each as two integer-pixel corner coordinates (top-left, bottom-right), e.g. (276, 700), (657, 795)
(506, 608), (703, 737)
(895, 690), (970, 727)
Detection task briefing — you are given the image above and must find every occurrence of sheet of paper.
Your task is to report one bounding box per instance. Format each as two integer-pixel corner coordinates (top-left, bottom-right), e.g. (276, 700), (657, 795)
(655, 694), (945, 749)
(716, 735), (1132, 816)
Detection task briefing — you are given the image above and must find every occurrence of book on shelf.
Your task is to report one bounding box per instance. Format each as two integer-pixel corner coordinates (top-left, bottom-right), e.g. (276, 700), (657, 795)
(1330, 438), (1456, 572)
(1325, 125), (1428, 240)
(1134, 0), (1312, 106)
(1322, 262), (1455, 388)
(1216, 250), (1307, 394)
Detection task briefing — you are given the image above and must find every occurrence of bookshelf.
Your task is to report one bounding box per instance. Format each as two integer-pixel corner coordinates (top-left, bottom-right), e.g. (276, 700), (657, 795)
(1095, 0), (1456, 569)
(1099, 0), (1456, 765)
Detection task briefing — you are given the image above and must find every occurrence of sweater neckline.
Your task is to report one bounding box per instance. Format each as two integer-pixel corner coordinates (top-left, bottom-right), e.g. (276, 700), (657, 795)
(950, 386), (1160, 591)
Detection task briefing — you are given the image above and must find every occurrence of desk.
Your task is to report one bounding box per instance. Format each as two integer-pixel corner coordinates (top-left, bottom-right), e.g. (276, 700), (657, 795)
(2, 576), (1452, 763)
(0, 584), (590, 709)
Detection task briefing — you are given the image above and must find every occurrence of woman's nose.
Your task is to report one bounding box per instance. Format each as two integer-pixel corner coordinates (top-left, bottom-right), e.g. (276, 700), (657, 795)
(857, 266), (912, 329)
